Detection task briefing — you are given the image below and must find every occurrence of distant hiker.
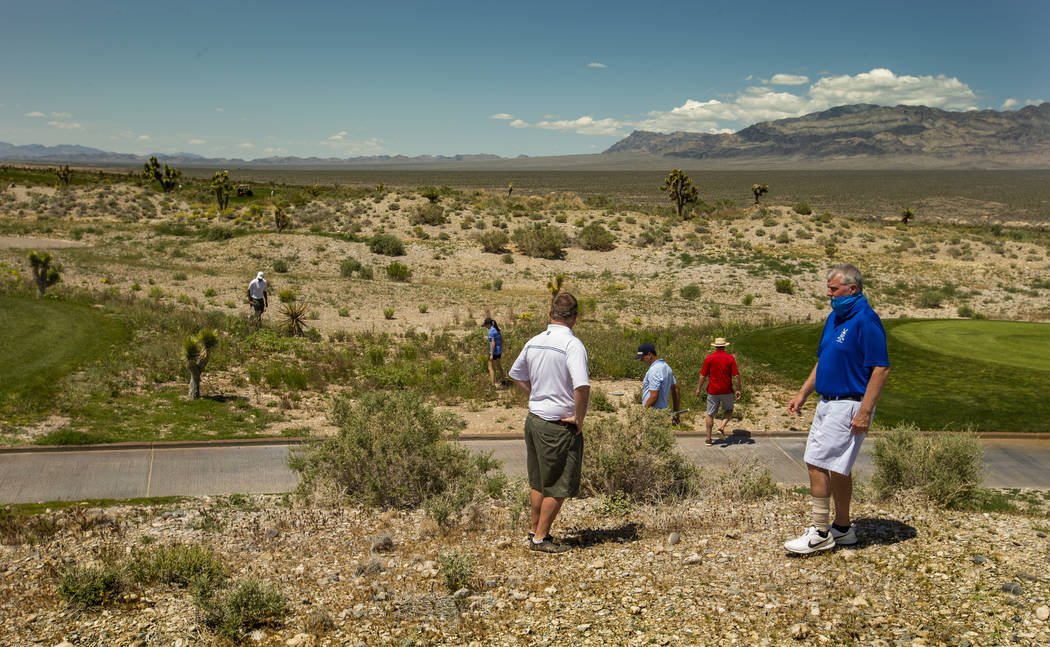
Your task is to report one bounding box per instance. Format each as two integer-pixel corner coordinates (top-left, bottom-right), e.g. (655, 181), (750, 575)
(483, 317), (504, 387)
(636, 342), (681, 424)
(247, 271), (268, 320)
(784, 263), (890, 555)
(509, 292), (589, 554)
(695, 337), (742, 445)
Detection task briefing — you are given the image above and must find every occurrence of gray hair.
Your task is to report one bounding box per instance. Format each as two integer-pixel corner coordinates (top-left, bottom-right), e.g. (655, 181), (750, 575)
(827, 263), (863, 292)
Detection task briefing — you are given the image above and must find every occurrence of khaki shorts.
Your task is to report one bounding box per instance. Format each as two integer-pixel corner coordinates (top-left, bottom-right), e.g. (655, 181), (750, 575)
(524, 413), (583, 498)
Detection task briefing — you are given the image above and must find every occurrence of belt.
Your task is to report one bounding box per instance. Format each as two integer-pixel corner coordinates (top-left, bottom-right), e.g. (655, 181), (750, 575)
(823, 395), (863, 402)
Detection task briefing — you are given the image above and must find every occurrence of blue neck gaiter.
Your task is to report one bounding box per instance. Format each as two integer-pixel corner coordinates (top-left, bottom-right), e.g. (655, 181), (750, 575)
(831, 294), (862, 319)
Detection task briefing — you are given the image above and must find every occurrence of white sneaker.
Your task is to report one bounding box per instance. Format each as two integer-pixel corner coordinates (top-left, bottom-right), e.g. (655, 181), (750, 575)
(830, 524), (858, 546)
(784, 526), (835, 554)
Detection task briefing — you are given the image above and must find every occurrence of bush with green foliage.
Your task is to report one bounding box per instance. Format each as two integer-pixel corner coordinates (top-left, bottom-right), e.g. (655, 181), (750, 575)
(679, 283), (701, 300)
(289, 391), (504, 523)
(512, 223), (567, 259)
(369, 234), (405, 256)
(871, 425), (983, 508)
(774, 278), (794, 294)
(578, 222), (616, 251)
(272, 259), (289, 273)
(197, 578), (288, 641)
(278, 302), (310, 337)
(129, 543), (228, 590)
(437, 550), (474, 592)
(792, 201), (812, 215)
(582, 408), (699, 502)
(385, 262), (412, 282)
(57, 564), (125, 608)
(477, 229), (510, 253)
(340, 257), (363, 277)
(410, 203), (446, 226)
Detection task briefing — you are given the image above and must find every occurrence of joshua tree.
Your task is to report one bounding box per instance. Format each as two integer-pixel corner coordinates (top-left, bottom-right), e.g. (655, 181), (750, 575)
(274, 203), (291, 232)
(54, 165), (74, 187)
(27, 251), (61, 297)
(141, 157), (181, 193)
(211, 170), (233, 211)
(420, 186), (441, 204)
(901, 208), (914, 225)
(751, 183), (769, 204)
(507, 183), (514, 197)
(184, 329), (218, 400)
(661, 169), (699, 220)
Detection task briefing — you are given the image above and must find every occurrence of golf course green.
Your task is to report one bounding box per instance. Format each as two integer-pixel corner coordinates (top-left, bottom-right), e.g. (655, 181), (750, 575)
(735, 318), (1050, 432)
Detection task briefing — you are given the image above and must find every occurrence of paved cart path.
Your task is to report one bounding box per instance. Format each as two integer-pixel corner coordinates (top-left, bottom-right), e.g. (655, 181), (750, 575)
(1, 435), (1048, 504)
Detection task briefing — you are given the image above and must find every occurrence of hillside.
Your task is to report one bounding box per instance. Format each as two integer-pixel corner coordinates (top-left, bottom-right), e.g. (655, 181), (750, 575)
(605, 103), (1050, 168)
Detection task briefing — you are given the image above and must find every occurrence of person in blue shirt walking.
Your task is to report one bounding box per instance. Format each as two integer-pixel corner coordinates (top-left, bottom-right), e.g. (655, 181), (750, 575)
(636, 342), (682, 425)
(784, 263), (890, 555)
(483, 317), (505, 388)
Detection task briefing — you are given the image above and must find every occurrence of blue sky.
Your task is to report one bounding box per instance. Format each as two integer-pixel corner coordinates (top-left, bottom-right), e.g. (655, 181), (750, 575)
(1, 0), (1047, 158)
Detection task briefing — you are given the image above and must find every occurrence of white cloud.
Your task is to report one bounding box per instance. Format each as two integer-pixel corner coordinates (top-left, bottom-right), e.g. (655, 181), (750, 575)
(216, 107), (225, 112)
(239, 142), (255, 149)
(769, 74), (809, 86)
(587, 62), (606, 68)
(534, 116), (626, 136)
(263, 146), (287, 154)
(490, 113), (514, 120)
(188, 138), (206, 145)
(808, 68), (977, 111)
(47, 121), (82, 130)
(137, 134), (150, 141)
(318, 136), (384, 156)
(509, 119), (529, 128)
(327, 130), (348, 141)
(50, 112), (72, 119)
(1026, 98), (1046, 106)
(25, 111), (46, 118)
(1001, 98), (1019, 110)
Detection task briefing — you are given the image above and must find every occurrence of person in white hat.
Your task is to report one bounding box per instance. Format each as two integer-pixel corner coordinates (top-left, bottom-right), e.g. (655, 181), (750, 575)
(247, 271), (269, 320)
(695, 337), (742, 445)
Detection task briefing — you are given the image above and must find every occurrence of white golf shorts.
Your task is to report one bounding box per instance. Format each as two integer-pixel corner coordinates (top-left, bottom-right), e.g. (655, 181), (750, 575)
(803, 398), (870, 476)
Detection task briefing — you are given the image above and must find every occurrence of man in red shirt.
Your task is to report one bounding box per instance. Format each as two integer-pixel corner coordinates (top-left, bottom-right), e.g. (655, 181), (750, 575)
(695, 337), (742, 445)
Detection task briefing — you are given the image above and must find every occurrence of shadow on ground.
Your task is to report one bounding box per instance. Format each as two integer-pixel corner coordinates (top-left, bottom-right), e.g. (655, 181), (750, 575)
(853, 517), (918, 546)
(566, 522), (640, 548)
(712, 430), (756, 447)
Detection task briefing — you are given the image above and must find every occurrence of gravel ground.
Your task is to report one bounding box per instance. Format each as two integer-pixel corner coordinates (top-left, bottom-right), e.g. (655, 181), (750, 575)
(2, 494), (1049, 646)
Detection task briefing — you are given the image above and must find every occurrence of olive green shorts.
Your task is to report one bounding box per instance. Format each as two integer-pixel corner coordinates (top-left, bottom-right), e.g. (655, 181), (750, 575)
(524, 413), (583, 498)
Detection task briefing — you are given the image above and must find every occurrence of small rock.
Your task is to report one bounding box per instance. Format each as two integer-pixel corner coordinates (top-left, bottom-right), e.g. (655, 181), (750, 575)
(575, 623), (591, 632)
(972, 555), (988, 564)
(286, 633), (310, 647)
(248, 630), (266, 642)
(264, 526), (280, 538)
(790, 623), (810, 639)
(683, 553), (702, 565)
(483, 578), (500, 589)
(453, 588), (470, 599)
(1036, 605), (1050, 622)
(55, 643), (74, 647)
(1036, 531), (1047, 538)
(511, 591), (528, 601)
(1002, 582), (1023, 595)
(667, 532), (681, 545)
(590, 558), (606, 569)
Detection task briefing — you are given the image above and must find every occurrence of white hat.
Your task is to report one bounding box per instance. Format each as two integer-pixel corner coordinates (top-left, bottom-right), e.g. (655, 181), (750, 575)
(257, 271), (265, 280)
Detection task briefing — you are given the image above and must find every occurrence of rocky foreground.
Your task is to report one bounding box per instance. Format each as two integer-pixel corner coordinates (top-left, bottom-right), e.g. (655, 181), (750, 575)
(2, 494), (1048, 647)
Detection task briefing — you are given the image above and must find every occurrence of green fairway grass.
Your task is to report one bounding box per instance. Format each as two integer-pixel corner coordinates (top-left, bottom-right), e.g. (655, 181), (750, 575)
(0, 296), (129, 416)
(734, 319), (1050, 432)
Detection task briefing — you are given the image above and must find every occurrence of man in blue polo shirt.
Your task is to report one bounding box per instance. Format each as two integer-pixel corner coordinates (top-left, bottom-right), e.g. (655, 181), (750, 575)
(636, 342), (681, 424)
(784, 263), (890, 554)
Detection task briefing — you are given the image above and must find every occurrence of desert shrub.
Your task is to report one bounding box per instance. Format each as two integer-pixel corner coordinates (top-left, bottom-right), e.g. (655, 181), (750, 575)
(742, 293), (755, 306)
(957, 304), (975, 318)
(437, 550), (474, 592)
(501, 253), (514, 264)
(385, 262), (412, 282)
(56, 564), (125, 608)
(590, 388), (617, 412)
(278, 302), (310, 337)
(277, 288), (295, 303)
(679, 284), (701, 300)
(410, 203), (446, 226)
(289, 391), (503, 520)
(582, 408), (699, 503)
(871, 425), (983, 508)
(714, 458), (779, 501)
(369, 234), (405, 256)
(774, 278), (794, 294)
(340, 257), (362, 277)
(792, 201), (812, 215)
(477, 230), (510, 253)
(358, 266), (374, 280)
(914, 288), (944, 308)
(128, 543), (228, 590)
(512, 223), (567, 259)
(197, 578), (288, 641)
(578, 222), (616, 251)
(0, 509), (59, 545)
(383, 307), (395, 320)
(272, 259), (289, 274)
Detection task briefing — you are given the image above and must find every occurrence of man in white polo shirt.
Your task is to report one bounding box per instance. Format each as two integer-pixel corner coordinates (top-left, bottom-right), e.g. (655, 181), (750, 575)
(509, 292), (590, 554)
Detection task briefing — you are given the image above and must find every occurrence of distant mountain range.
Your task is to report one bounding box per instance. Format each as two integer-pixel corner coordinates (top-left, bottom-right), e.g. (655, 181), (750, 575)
(605, 103), (1050, 168)
(2, 103), (1048, 169)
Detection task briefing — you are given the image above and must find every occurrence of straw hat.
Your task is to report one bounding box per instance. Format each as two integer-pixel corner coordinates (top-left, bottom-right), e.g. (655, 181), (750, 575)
(711, 337), (730, 348)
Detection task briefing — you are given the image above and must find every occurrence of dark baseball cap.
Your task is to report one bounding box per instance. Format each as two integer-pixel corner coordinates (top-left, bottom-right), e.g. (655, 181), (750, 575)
(635, 342), (656, 359)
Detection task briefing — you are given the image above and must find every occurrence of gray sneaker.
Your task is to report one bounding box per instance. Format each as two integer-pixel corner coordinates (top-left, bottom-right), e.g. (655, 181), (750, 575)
(530, 538), (570, 554)
(830, 524), (858, 546)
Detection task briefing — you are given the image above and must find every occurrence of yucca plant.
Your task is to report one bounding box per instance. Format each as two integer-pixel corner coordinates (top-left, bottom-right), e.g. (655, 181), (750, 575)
(184, 329), (218, 400)
(27, 250), (61, 297)
(278, 302), (310, 338)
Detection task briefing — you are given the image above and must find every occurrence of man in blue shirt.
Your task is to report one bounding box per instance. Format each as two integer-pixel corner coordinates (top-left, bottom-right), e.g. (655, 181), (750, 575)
(784, 263), (890, 555)
(636, 342), (681, 424)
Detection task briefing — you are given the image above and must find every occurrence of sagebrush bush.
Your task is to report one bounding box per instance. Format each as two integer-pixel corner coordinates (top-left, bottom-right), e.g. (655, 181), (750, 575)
(679, 284), (701, 300)
(792, 201), (812, 215)
(437, 550), (474, 592)
(369, 234), (405, 256)
(512, 223), (567, 259)
(578, 222), (616, 251)
(774, 278), (794, 294)
(57, 564), (125, 608)
(871, 425), (983, 508)
(476, 229), (510, 253)
(385, 262), (412, 282)
(128, 543), (228, 590)
(197, 578), (288, 641)
(410, 203), (446, 226)
(582, 409), (699, 503)
(289, 391), (504, 521)
(340, 257), (362, 278)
